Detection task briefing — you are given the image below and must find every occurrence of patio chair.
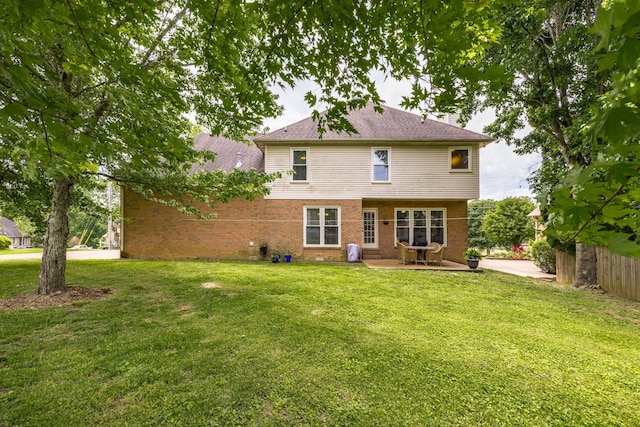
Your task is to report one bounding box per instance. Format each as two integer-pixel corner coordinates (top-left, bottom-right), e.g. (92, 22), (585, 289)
(398, 242), (418, 265)
(426, 243), (446, 266)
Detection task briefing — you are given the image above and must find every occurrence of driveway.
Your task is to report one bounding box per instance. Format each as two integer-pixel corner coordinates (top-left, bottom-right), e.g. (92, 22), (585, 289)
(479, 258), (556, 281)
(0, 250), (121, 261)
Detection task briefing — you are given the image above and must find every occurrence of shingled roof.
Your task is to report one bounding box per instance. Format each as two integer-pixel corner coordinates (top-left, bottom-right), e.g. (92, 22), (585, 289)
(1, 217), (27, 238)
(255, 103), (492, 147)
(192, 134), (264, 173)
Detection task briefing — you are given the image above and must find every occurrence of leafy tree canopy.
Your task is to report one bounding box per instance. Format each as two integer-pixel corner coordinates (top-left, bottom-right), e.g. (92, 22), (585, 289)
(543, 0), (640, 257)
(451, 0), (639, 258)
(468, 199), (498, 251)
(0, 0), (499, 292)
(482, 197), (535, 249)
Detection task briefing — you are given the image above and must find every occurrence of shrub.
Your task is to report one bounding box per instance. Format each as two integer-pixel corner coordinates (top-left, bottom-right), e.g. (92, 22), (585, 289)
(0, 236), (12, 250)
(531, 238), (556, 274)
(463, 248), (483, 259)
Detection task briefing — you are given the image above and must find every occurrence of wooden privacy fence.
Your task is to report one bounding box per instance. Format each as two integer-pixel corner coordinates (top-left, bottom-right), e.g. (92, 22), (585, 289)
(556, 250), (575, 285)
(556, 248), (640, 301)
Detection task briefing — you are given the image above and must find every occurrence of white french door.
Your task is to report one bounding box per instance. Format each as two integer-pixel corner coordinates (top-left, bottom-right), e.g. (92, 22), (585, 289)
(362, 209), (378, 249)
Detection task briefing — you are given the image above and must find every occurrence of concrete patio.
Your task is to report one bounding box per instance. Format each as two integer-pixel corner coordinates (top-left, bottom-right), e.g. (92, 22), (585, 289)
(362, 258), (479, 272)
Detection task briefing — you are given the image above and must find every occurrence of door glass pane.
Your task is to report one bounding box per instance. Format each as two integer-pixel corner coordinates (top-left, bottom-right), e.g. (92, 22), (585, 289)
(363, 211), (376, 245)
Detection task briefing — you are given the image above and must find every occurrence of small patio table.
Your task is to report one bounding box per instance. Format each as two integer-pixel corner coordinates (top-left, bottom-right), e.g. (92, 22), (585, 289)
(407, 245), (434, 265)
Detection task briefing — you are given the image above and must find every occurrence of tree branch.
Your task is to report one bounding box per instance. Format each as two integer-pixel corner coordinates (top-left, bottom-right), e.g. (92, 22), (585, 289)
(65, 0), (98, 60)
(39, 111), (53, 161)
(570, 182), (627, 241)
(140, 6), (188, 69)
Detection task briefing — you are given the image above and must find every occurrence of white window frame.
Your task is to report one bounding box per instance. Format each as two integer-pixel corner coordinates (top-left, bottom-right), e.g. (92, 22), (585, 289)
(291, 148), (309, 182)
(372, 147), (391, 182)
(449, 146), (472, 172)
(304, 206), (341, 247)
(394, 208), (447, 246)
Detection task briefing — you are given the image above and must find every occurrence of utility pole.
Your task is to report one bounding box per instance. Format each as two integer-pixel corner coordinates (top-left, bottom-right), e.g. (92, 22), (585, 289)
(107, 181), (112, 249)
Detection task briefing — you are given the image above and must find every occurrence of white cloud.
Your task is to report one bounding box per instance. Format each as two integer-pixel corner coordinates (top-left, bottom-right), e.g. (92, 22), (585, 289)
(262, 80), (540, 201)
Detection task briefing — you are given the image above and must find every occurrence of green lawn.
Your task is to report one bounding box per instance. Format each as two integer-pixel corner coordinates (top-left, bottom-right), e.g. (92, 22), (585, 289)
(0, 248), (42, 255)
(1, 260), (639, 426)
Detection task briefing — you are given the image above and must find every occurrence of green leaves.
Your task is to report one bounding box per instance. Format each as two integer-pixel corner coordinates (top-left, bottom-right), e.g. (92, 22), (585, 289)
(481, 197), (535, 249)
(468, 199), (498, 250)
(538, 0), (640, 258)
(543, 154), (640, 258)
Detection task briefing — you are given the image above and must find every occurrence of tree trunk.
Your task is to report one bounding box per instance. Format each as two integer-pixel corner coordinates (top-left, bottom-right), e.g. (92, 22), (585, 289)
(37, 178), (74, 295)
(574, 242), (598, 288)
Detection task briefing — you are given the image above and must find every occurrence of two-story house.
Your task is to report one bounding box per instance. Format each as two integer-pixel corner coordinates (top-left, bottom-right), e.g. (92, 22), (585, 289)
(121, 104), (492, 263)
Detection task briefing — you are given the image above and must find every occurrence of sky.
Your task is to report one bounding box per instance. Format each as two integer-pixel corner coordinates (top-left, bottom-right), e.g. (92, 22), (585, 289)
(261, 79), (541, 202)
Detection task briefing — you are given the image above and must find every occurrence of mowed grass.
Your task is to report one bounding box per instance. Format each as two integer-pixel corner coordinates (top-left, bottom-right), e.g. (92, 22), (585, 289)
(0, 248), (42, 255)
(1, 260), (639, 426)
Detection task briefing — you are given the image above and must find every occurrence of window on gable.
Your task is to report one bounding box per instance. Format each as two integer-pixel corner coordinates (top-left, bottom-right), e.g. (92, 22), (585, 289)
(372, 148), (390, 181)
(292, 149), (308, 181)
(450, 147), (471, 171)
(304, 206), (340, 247)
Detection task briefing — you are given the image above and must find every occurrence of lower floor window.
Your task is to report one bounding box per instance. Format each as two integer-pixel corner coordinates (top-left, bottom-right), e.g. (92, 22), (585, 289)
(305, 206), (340, 247)
(395, 208), (446, 246)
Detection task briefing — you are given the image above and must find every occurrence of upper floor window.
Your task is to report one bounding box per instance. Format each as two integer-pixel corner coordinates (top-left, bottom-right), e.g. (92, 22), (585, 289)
(292, 148), (308, 181)
(450, 147), (471, 171)
(372, 148), (390, 182)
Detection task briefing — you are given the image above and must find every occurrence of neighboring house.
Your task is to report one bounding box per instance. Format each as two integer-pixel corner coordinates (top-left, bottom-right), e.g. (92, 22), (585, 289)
(0, 216), (31, 248)
(121, 104), (492, 263)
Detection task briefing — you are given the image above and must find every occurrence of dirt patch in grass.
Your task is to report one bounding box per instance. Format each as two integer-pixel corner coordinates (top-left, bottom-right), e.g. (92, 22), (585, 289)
(0, 286), (112, 311)
(202, 282), (222, 289)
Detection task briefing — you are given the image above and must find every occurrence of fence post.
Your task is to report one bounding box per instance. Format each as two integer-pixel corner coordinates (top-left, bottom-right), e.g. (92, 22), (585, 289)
(556, 250), (576, 285)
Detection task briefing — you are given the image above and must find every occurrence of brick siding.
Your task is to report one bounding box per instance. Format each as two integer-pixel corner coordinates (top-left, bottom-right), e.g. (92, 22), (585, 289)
(122, 188), (362, 262)
(122, 188), (467, 263)
(363, 200), (468, 263)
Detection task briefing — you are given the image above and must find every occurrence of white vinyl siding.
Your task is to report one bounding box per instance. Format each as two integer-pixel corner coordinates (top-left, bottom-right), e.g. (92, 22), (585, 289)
(264, 145), (480, 200)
